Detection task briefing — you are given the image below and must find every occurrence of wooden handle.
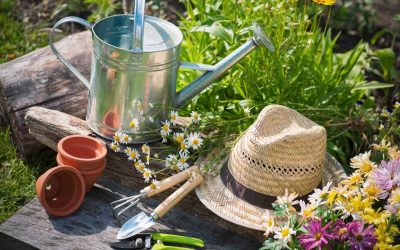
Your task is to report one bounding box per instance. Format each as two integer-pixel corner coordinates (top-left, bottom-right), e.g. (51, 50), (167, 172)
(143, 166), (199, 198)
(153, 173), (204, 218)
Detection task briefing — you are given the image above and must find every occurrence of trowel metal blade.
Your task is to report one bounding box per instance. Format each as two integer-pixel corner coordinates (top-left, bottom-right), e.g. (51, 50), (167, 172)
(117, 212), (155, 240)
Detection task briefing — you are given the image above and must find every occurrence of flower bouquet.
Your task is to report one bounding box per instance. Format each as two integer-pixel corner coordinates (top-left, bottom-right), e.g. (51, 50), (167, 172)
(261, 140), (400, 249)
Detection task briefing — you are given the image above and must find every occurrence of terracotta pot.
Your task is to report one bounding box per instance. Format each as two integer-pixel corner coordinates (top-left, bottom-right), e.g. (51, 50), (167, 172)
(36, 166), (85, 217)
(57, 135), (107, 171)
(79, 161), (106, 192)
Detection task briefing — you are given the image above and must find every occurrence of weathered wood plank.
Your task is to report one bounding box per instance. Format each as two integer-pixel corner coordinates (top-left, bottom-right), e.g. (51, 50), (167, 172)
(24, 106), (263, 242)
(0, 31), (91, 156)
(0, 177), (260, 250)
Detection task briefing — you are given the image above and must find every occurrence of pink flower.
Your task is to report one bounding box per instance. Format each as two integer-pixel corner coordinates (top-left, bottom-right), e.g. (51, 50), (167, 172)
(298, 219), (333, 250)
(331, 219), (349, 242)
(347, 221), (377, 250)
(371, 159), (400, 199)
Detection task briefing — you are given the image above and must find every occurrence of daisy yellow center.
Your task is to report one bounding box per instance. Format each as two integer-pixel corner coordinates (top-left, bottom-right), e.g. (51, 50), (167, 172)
(172, 165), (179, 171)
(281, 228), (290, 238)
(304, 209), (313, 217)
(361, 162), (373, 173)
(144, 172), (150, 178)
(179, 158), (186, 164)
(138, 165), (145, 171)
(194, 114), (198, 119)
(350, 174), (362, 184)
(171, 114), (176, 120)
(114, 135), (120, 141)
(314, 233), (321, 240)
(192, 138), (199, 145)
(123, 135), (129, 141)
(267, 219), (273, 227)
(176, 135), (183, 144)
(162, 124), (169, 132)
(339, 228), (347, 235)
(130, 121), (136, 128)
(111, 144), (117, 150)
(181, 143), (186, 150)
(130, 152), (137, 158)
(150, 183), (157, 190)
(365, 185), (379, 197)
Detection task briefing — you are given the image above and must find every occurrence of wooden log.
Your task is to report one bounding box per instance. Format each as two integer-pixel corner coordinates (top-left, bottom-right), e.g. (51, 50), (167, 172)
(0, 31), (91, 156)
(25, 106), (264, 242)
(0, 177), (260, 249)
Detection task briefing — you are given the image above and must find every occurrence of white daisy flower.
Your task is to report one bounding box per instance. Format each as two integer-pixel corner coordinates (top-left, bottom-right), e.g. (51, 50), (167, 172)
(177, 156), (189, 170)
(160, 120), (172, 136)
(146, 154), (150, 165)
(121, 133), (132, 144)
(262, 211), (275, 237)
(142, 168), (152, 183)
(350, 151), (376, 174)
(188, 170), (197, 181)
(127, 148), (140, 161)
(162, 136), (168, 143)
(298, 200), (316, 219)
(187, 132), (203, 150)
(394, 101), (400, 109)
(135, 160), (146, 173)
(110, 142), (120, 152)
(113, 131), (123, 143)
(275, 189), (299, 207)
(130, 118), (139, 131)
(190, 111), (201, 123)
(308, 182), (332, 206)
(154, 153), (159, 159)
(174, 132), (185, 144)
(141, 144), (150, 154)
(149, 180), (160, 191)
(148, 117), (154, 123)
(170, 110), (179, 125)
(273, 224), (296, 249)
(179, 140), (190, 157)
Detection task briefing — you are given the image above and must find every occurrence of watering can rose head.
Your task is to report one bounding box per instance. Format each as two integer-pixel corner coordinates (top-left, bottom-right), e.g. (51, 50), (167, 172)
(49, 0), (274, 143)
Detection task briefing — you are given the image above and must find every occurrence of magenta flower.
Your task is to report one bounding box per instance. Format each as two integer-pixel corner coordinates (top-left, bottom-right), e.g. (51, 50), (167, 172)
(332, 219), (349, 242)
(347, 221), (377, 250)
(298, 219), (333, 250)
(372, 159), (400, 199)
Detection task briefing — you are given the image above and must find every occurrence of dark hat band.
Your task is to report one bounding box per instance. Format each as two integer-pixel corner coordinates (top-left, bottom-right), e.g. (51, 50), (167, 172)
(220, 165), (321, 210)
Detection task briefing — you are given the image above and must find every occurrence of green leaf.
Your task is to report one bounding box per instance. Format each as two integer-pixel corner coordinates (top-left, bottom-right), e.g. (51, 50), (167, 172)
(374, 48), (396, 80)
(353, 81), (394, 90)
(190, 22), (233, 42)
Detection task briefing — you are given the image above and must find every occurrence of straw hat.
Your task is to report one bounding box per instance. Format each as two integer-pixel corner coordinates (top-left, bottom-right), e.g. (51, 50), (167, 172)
(195, 105), (346, 231)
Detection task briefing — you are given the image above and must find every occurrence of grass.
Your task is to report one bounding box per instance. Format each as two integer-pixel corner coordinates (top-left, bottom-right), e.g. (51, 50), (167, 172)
(0, 0), (48, 64)
(0, 130), (55, 223)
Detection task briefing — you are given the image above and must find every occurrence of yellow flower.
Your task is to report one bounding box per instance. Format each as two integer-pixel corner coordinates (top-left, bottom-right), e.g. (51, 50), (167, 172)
(346, 194), (372, 214)
(149, 180), (160, 191)
(135, 160), (145, 172)
(141, 144), (150, 154)
(130, 118), (139, 131)
(363, 181), (381, 200)
(375, 222), (400, 248)
(326, 190), (338, 207)
(350, 151), (376, 174)
(388, 147), (400, 160)
(174, 133), (185, 144)
(312, 0), (335, 5)
(343, 172), (363, 186)
(362, 207), (390, 225)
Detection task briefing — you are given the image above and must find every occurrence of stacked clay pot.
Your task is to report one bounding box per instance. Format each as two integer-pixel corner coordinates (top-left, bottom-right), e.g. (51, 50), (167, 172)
(36, 135), (107, 217)
(56, 135), (107, 192)
(36, 166), (85, 216)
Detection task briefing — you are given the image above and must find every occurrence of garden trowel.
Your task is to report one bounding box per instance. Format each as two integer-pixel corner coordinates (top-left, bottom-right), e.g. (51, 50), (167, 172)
(117, 169), (204, 240)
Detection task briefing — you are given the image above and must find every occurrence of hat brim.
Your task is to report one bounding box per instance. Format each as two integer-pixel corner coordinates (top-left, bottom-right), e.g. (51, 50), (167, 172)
(195, 153), (347, 231)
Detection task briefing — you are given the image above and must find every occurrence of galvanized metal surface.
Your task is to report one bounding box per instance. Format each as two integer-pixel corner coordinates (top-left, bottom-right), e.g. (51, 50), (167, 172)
(49, 8), (273, 142)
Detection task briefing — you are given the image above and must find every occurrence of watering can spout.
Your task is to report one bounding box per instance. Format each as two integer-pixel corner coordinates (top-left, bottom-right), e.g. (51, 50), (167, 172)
(175, 22), (275, 108)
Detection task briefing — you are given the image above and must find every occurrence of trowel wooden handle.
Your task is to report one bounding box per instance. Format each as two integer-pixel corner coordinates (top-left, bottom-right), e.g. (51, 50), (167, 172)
(144, 165), (199, 198)
(153, 172), (204, 218)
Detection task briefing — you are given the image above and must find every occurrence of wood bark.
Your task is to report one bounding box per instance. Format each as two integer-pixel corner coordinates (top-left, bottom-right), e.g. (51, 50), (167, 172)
(25, 106), (263, 242)
(0, 178), (260, 250)
(0, 31), (91, 156)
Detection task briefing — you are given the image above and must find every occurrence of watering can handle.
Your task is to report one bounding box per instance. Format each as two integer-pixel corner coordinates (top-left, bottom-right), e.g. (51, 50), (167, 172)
(49, 16), (92, 89)
(132, 0), (146, 52)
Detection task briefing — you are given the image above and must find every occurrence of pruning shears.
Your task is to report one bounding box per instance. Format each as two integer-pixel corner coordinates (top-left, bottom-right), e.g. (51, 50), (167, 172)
(110, 233), (204, 250)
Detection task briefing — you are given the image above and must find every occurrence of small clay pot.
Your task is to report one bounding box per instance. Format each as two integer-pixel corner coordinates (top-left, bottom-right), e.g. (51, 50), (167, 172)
(36, 166), (85, 217)
(79, 161), (106, 192)
(57, 135), (107, 171)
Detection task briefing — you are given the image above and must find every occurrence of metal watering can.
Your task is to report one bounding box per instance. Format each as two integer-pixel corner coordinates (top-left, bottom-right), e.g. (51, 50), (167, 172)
(49, 0), (274, 142)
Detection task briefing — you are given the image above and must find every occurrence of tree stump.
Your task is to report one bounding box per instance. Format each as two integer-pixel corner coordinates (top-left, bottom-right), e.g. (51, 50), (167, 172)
(0, 31), (91, 157)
